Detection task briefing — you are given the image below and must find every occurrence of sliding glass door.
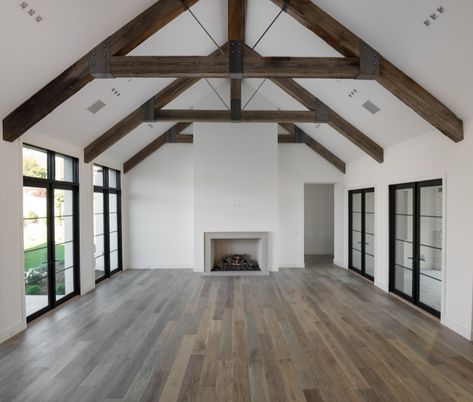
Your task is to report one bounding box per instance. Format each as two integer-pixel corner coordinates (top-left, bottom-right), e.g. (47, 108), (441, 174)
(390, 180), (443, 317)
(23, 146), (80, 321)
(94, 165), (122, 283)
(349, 188), (375, 280)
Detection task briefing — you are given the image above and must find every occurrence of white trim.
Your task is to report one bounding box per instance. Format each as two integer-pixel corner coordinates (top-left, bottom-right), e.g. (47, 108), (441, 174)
(333, 259), (346, 269)
(0, 320), (26, 345)
(130, 263), (194, 270)
(279, 264), (305, 269)
(443, 318), (472, 341)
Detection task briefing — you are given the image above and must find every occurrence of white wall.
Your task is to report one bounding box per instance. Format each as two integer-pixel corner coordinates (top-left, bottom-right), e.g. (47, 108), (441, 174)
(278, 145), (344, 268)
(341, 118), (473, 340)
(125, 145), (194, 269)
(193, 123), (279, 271)
(304, 184), (335, 255)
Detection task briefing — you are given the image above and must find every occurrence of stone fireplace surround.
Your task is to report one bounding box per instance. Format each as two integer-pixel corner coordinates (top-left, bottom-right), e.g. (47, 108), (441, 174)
(204, 232), (269, 274)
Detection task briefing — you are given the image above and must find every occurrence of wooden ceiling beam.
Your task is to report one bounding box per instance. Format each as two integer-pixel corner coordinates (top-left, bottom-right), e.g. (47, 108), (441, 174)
(228, 0), (246, 120)
(154, 110), (318, 123)
(279, 123), (346, 173)
(100, 55), (361, 79)
(123, 122), (190, 173)
(3, 0), (199, 142)
(268, 0), (463, 142)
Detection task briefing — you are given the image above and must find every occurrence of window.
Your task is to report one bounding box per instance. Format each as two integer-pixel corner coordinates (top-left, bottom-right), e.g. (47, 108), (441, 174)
(93, 165), (122, 282)
(349, 188), (375, 281)
(389, 180), (443, 317)
(22, 145), (80, 321)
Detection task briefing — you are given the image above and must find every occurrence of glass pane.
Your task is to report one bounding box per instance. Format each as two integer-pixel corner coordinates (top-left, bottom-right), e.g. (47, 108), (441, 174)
(352, 249), (362, 270)
(394, 187), (414, 297)
(365, 254), (374, 277)
(55, 189), (74, 217)
(110, 250), (119, 271)
(55, 242), (74, 271)
(93, 165), (104, 186)
(352, 193), (362, 212)
(109, 194), (118, 213)
(25, 276), (49, 317)
(365, 233), (374, 256)
(55, 217), (74, 245)
(55, 154), (74, 182)
(394, 266), (412, 297)
(25, 246), (49, 283)
(94, 192), (104, 214)
(109, 169), (118, 189)
(23, 146), (47, 179)
(110, 213), (118, 232)
(94, 213), (104, 236)
(365, 191), (375, 214)
(56, 267), (75, 301)
(110, 231), (118, 252)
(95, 256), (105, 280)
(419, 184), (442, 313)
(94, 235), (104, 258)
(23, 187), (47, 219)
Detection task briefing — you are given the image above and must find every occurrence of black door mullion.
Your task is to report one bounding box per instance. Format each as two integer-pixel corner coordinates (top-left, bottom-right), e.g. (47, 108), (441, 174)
(413, 183), (421, 307)
(361, 192), (366, 276)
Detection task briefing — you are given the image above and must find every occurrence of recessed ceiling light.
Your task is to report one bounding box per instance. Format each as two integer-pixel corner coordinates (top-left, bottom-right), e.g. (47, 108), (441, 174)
(20, 2), (28, 9)
(35, 15), (42, 23)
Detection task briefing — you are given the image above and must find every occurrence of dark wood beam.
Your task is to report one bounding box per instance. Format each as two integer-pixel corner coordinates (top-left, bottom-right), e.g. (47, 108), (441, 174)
(271, 77), (384, 163)
(105, 56), (361, 79)
(84, 78), (197, 163)
(279, 123), (345, 173)
(229, 0), (246, 120)
(269, 0), (463, 142)
(3, 0), (199, 142)
(154, 110), (318, 123)
(123, 122), (190, 173)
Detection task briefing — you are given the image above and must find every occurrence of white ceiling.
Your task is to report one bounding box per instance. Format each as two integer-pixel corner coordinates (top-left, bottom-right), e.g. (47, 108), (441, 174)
(1, 0), (472, 166)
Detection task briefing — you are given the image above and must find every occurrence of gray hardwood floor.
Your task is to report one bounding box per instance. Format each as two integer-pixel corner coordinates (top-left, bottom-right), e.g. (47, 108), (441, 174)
(1, 262), (473, 401)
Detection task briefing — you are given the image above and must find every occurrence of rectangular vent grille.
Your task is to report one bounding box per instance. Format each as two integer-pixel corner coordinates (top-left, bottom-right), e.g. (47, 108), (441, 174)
(88, 100), (106, 114)
(362, 100), (380, 115)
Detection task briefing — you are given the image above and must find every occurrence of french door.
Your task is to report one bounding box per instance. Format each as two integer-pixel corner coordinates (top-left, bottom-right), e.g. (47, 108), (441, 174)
(23, 146), (80, 321)
(349, 188), (375, 281)
(389, 180), (443, 317)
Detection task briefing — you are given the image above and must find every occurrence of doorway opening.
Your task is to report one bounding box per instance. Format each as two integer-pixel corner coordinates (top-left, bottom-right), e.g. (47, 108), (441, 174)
(304, 184), (335, 265)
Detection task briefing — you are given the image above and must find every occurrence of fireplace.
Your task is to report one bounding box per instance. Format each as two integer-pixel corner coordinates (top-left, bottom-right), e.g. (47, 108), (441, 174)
(204, 232), (268, 273)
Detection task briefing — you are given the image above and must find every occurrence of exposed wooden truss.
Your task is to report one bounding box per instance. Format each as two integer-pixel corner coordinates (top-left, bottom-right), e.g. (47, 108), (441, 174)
(268, 0), (463, 142)
(2, 0), (198, 142)
(95, 55), (362, 79)
(123, 122), (346, 174)
(153, 110), (319, 123)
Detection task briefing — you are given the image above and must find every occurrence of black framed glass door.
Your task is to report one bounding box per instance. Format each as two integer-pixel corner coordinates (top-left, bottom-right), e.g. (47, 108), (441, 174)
(349, 188), (375, 281)
(93, 165), (123, 283)
(389, 179), (443, 317)
(22, 145), (80, 321)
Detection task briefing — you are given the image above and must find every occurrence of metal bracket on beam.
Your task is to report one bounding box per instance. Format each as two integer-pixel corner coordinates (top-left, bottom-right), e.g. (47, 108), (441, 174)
(229, 40), (244, 79)
(143, 97), (155, 123)
(166, 130), (176, 143)
(294, 126), (304, 143)
(358, 40), (380, 80)
(316, 100), (330, 123)
(89, 39), (113, 78)
(231, 99), (241, 121)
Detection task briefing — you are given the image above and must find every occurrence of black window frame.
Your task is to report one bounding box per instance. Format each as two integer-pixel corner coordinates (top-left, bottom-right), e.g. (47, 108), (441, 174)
(94, 165), (123, 284)
(389, 179), (443, 318)
(22, 144), (81, 322)
(348, 187), (375, 281)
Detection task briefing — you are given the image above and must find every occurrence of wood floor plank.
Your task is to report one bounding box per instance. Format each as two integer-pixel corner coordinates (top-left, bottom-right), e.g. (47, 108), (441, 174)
(0, 265), (472, 402)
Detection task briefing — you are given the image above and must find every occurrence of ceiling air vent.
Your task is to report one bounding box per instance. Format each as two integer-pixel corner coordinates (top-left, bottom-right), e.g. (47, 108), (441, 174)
(87, 100), (106, 114)
(362, 100), (380, 115)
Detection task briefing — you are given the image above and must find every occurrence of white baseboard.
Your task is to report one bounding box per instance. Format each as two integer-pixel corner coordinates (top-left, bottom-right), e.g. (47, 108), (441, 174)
(443, 318), (473, 341)
(130, 263), (194, 270)
(0, 320), (26, 345)
(333, 259), (346, 268)
(279, 264), (305, 269)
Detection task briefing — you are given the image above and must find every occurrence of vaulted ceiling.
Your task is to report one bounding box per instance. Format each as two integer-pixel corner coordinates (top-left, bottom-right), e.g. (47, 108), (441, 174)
(1, 0), (471, 168)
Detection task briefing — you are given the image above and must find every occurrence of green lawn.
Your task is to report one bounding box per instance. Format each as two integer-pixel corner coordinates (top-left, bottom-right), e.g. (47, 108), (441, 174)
(24, 243), (64, 272)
